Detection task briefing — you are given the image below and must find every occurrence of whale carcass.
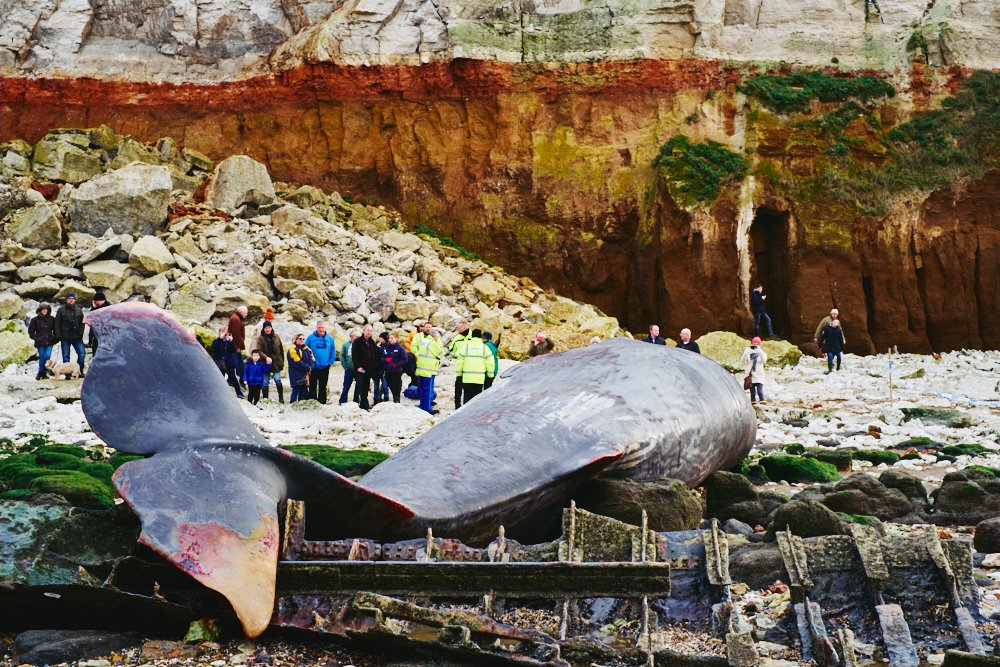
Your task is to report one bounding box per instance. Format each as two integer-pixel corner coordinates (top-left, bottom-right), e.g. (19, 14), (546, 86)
(83, 303), (755, 636)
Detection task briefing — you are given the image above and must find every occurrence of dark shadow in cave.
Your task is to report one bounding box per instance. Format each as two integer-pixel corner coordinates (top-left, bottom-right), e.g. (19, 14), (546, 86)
(749, 207), (792, 337)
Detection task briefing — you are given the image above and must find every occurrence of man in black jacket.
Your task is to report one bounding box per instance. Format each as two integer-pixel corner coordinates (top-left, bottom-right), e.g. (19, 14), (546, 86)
(676, 328), (701, 353)
(750, 285), (775, 337)
(351, 324), (380, 410)
(88, 291), (111, 353)
(54, 292), (87, 374)
(642, 324), (667, 345)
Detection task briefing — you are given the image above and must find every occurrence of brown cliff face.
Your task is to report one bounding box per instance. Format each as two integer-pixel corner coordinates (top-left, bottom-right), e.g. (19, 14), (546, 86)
(2, 61), (996, 353)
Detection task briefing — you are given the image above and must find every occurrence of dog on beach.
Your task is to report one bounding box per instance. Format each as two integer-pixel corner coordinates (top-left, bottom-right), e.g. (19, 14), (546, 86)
(45, 358), (82, 380)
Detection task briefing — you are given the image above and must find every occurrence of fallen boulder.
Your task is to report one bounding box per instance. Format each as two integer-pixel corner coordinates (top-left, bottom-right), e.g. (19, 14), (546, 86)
(68, 163), (172, 238)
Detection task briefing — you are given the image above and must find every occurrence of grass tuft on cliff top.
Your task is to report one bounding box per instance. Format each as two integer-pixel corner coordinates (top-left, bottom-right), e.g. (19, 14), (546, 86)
(653, 135), (748, 208)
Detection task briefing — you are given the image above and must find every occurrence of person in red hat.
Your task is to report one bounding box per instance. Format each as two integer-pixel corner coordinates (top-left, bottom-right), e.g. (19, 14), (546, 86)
(739, 336), (769, 404)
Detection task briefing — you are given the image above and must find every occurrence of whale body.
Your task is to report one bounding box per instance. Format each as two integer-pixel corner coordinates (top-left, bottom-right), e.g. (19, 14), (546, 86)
(83, 303), (755, 636)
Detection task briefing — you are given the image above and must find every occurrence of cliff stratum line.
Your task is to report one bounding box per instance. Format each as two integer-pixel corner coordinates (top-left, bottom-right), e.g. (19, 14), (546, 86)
(2, 0), (1000, 353)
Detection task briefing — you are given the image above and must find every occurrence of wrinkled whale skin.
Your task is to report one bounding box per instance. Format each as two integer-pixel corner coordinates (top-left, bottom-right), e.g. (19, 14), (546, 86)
(83, 303), (755, 636)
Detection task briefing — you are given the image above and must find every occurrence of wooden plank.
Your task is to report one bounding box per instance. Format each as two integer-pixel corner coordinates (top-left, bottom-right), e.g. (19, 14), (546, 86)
(849, 524), (889, 582)
(277, 560), (671, 597)
(876, 603), (919, 667)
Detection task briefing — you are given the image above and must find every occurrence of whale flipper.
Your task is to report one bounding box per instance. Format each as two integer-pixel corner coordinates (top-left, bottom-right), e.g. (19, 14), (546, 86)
(82, 302), (269, 454)
(114, 448), (284, 636)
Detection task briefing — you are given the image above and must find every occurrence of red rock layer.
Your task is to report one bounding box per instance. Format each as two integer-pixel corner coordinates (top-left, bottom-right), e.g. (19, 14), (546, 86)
(2, 61), (996, 353)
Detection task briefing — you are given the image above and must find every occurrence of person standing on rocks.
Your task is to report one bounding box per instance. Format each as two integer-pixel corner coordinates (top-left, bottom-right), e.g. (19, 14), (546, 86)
(482, 332), (499, 389)
(228, 306), (249, 390)
(529, 331), (555, 357)
(380, 332), (408, 403)
(287, 333), (315, 403)
(28, 303), (57, 380)
(212, 328), (243, 399)
(750, 285), (775, 338)
(54, 292), (86, 375)
(242, 350), (270, 406)
(456, 328), (494, 404)
(643, 325), (667, 345)
(415, 328), (443, 414)
(739, 336), (768, 405)
(449, 321), (472, 409)
(338, 330), (359, 405)
(818, 318), (846, 374)
(254, 321), (285, 403)
(373, 331), (390, 404)
(87, 291), (111, 354)
(676, 328), (701, 354)
(813, 308), (845, 350)
(352, 324), (380, 410)
(305, 321), (336, 404)
(403, 321), (421, 389)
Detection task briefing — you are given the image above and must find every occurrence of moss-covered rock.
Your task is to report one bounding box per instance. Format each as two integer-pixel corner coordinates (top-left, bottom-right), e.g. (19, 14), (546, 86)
(900, 407), (973, 428)
(852, 449), (900, 465)
(575, 477), (703, 532)
(769, 500), (848, 538)
(702, 470), (767, 525)
(805, 449), (852, 472)
(696, 331), (749, 372)
(759, 455), (840, 483)
(0, 443), (129, 508)
(940, 443), (989, 458)
(28, 473), (117, 509)
(761, 339), (803, 368)
(280, 445), (388, 477)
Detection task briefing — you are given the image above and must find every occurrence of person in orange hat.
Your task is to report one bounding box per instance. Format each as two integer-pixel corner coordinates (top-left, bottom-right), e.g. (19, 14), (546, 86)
(739, 336), (769, 404)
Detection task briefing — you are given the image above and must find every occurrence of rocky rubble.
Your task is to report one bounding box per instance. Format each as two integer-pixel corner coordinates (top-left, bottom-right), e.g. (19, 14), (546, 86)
(1, 127), (626, 361)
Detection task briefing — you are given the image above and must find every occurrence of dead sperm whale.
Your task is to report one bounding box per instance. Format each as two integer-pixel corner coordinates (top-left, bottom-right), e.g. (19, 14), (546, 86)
(83, 303), (755, 637)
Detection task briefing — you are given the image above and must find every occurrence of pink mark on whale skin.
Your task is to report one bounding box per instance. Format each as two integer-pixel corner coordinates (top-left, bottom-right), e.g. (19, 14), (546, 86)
(85, 302), (198, 348)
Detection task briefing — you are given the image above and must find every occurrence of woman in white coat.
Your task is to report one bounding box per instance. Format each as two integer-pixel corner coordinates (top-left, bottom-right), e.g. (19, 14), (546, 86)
(739, 336), (768, 404)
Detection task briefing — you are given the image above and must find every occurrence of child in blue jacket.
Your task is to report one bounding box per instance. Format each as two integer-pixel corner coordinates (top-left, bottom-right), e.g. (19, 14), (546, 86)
(242, 349), (271, 405)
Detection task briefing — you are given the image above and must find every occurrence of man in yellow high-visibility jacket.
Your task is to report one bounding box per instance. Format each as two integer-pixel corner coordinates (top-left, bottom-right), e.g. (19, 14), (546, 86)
(448, 321), (471, 409)
(455, 328), (495, 405)
(414, 324), (443, 414)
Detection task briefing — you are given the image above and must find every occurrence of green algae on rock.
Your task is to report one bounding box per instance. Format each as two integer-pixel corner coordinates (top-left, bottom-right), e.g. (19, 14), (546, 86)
(279, 445), (388, 478)
(759, 455), (840, 484)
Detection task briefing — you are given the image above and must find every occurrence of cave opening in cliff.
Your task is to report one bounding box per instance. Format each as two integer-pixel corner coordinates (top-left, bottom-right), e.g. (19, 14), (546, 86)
(749, 207), (793, 337)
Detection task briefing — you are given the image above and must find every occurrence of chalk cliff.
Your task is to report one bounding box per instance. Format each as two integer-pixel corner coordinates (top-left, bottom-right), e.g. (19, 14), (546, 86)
(2, 0), (999, 352)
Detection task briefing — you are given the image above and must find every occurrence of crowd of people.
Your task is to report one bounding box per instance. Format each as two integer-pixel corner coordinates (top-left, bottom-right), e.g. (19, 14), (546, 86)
(204, 308), (516, 415)
(24, 286), (851, 410)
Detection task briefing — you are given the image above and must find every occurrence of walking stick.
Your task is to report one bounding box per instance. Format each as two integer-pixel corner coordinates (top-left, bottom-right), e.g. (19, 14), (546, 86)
(888, 347), (893, 408)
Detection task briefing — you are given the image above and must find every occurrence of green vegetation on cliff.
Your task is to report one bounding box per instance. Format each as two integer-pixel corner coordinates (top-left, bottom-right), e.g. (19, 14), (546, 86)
(414, 224), (482, 261)
(753, 70), (1000, 220)
(653, 135), (748, 208)
(739, 70), (896, 115)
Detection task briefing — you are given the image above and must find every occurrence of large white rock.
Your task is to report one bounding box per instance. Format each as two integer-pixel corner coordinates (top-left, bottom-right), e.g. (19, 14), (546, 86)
(137, 273), (170, 308)
(273, 250), (320, 283)
(0, 320), (34, 369)
(68, 163), (172, 238)
(129, 235), (176, 276)
(205, 155), (276, 212)
(169, 283), (217, 324)
(4, 202), (63, 249)
(82, 260), (130, 290)
(0, 293), (22, 320)
(31, 130), (102, 183)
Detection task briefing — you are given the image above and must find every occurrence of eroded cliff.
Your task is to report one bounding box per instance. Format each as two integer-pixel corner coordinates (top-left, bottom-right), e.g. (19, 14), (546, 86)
(2, 0), (999, 352)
